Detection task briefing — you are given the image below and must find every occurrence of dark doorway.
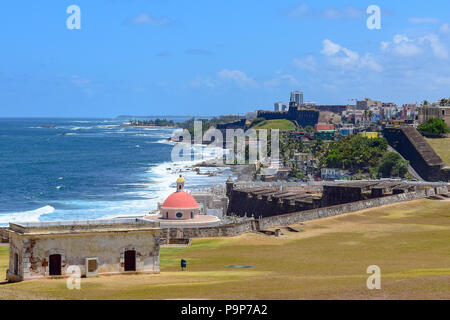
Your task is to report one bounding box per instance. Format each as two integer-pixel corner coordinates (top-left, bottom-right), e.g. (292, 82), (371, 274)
(124, 250), (136, 271)
(49, 254), (62, 276)
(14, 253), (19, 275)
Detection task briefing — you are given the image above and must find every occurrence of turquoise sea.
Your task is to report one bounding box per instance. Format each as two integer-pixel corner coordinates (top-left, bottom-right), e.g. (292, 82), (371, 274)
(0, 118), (232, 225)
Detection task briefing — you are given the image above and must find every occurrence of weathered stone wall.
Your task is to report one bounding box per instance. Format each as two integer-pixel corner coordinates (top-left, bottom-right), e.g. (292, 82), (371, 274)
(258, 189), (431, 230)
(8, 230), (160, 281)
(321, 186), (362, 206)
(0, 227), (8, 243)
(162, 220), (256, 241)
(227, 189), (317, 218)
(169, 189), (435, 239)
(440, 167), (450, 182)
(383, 127), (445, 181)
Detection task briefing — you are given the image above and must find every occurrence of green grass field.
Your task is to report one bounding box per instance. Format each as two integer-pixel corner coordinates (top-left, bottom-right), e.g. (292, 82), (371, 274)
(251, 119), (296, 131)
(0, 199), (449, 300)
(0, 245), (8, 281)
(426, 138), (450, 165)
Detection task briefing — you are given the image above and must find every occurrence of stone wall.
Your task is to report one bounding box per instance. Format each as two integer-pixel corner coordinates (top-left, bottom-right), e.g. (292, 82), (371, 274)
(167, 188), (439, 240)
(257, 108), (320, 128)
(0, 227), (8, 243)
(258, 189), (432, 230)
(8, 229), (161, 282)
(162, 220), (256, 241)
(383, 127), (445, 181)
(227, 186), (321, 218)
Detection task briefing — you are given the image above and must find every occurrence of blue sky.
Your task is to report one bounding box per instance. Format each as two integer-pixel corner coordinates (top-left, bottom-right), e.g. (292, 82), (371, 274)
(1, 0), (450, 117)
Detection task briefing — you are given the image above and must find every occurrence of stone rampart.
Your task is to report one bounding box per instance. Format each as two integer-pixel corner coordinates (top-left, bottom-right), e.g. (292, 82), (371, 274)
(383, 127), (445, 181)
(0, 227), (8, 243)
(165, 188), (438, 240)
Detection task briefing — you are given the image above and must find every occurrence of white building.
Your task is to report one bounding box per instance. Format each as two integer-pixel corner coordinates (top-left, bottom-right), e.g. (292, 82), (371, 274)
(274, 102), (283, 112)
(7, 218), (162, 282)
(290, 91), (304, 105)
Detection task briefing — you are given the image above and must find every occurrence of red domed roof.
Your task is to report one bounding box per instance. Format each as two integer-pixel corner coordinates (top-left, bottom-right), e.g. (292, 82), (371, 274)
(161, 191), (199, 209)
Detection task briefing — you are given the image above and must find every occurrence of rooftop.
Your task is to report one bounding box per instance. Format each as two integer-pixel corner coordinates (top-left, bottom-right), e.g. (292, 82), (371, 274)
(8, 218), (161, 236)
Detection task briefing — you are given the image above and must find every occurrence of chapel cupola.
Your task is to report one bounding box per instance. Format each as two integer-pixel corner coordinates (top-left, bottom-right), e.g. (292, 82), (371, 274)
(176, 175), (185, 192)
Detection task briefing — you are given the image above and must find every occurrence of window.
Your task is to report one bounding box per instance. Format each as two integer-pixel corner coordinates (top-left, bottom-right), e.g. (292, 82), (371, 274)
(191, 212), (194, 219)
(176, 212), (183, 219)
(166, 212), (169, 219)
(85, 258), (98, 277)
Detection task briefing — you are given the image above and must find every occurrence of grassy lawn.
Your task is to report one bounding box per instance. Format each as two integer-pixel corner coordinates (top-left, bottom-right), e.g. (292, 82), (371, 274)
(252, 119), (296, 131)
(0, 199), (449, 299)
(426, 138), (450, 165)
(0, 245), (8, 281)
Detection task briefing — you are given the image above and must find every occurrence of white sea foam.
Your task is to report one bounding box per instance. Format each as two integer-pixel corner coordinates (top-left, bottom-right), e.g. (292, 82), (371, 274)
(0, 205), (55, 224)
(70, 126), (94, 131)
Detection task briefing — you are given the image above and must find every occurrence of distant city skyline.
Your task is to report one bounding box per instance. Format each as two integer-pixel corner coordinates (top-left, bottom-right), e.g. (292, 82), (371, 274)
(1, 0), (450, 117)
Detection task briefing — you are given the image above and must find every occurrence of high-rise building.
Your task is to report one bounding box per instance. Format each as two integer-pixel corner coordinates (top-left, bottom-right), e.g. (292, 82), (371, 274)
(290, 91), (304, 105)
(274, 102), (283, 112)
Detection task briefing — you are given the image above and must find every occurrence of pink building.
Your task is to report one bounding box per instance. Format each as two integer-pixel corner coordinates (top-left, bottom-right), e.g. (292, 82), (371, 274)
(160, 176), (200, 220)
(145, 175), (220, 228)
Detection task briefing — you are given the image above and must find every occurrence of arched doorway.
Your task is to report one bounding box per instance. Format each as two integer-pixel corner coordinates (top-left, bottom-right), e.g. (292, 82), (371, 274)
(49, 254), (62, 276)
(124, 250), (136, 271)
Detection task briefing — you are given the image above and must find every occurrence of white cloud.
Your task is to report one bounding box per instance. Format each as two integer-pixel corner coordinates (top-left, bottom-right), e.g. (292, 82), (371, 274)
(321, 39), (341, 56)
(360, 54), (383, 72)
(218, 69), (258, 88)
(263, 74), (300, 88)
(128, 13), (172, 26)
(420, 34), (448, 59)
(381, 33), (447, 59)
(320, 39), (382, 72)
(440, 23), (450, 33)
(293, 55), (317, 71)
(286, 3), (364, 19)
(381, 34), (423, 57)
(409, 17), (439, 24)
(189, 76), (216, 89)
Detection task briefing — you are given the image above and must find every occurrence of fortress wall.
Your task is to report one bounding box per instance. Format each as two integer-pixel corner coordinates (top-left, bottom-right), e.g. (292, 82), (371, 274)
(164, 188), (437, 240)
(161, 220), (256, 240)
(383, 127), (445, 181)
(258, 189), (430, 230)
(0, 227), (8, 243)
(257, 109), (320, 128)
(227, 189), (316, 218)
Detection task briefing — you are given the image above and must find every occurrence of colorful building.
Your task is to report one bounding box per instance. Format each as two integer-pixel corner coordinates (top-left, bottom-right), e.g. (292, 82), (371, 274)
(360, 132), (379, 139)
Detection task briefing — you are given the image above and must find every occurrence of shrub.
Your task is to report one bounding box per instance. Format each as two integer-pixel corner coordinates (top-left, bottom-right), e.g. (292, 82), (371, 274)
(418, 118), (450, 136)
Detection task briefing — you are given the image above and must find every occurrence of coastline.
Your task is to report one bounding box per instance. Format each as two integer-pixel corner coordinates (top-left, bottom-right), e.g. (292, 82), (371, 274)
(191, 158), (255, 182)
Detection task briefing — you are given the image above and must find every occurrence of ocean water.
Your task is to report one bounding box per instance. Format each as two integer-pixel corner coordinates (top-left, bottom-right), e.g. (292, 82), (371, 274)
(0, 118), (232, 226)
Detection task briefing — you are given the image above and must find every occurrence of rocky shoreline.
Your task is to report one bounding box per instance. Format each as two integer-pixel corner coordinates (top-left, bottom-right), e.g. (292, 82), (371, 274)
(191, 158), (255, 182)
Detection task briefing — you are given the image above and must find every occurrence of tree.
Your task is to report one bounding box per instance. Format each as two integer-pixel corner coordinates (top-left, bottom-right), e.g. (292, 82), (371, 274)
(305, 126), (314, 133)
(418, 118), (450, 136)
(378, 152), (409, 178)
(320, 135), (388, 173)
